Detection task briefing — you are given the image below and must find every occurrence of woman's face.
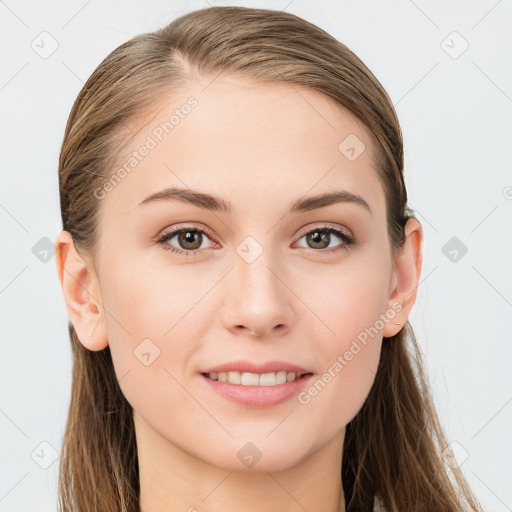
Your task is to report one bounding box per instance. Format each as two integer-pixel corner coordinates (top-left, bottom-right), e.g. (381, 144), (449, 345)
(90, 74), (403, 471)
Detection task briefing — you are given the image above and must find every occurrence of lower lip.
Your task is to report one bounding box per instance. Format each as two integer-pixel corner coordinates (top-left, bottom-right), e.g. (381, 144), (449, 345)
(201, 373), (314, 408)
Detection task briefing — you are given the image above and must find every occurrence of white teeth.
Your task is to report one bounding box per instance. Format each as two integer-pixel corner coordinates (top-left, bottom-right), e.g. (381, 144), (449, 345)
(241, 372), (259, 386)
(259, 372), (276, 386)
(207, 371), (303, 386)
(227, 371), (241, 384)
(276, 371), (287, 384)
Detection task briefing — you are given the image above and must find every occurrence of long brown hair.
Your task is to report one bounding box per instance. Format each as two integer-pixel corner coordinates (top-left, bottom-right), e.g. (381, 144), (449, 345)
(57, 6), (481, 511)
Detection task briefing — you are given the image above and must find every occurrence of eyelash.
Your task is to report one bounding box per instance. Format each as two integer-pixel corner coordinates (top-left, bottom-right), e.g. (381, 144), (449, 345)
(154, 224), (355, 257)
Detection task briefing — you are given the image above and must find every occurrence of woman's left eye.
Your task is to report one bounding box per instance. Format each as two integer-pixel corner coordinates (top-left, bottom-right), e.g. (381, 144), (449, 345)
(155, 225), (354, 256)
(294, 226), (355, 253)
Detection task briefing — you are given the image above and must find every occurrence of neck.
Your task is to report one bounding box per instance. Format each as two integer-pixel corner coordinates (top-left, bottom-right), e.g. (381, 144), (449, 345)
(136, 414), (346, 512)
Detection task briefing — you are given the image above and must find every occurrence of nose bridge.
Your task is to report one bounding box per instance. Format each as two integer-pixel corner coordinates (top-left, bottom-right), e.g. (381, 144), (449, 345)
(235, 237), (284, 308)
(222, 235), (293, 335)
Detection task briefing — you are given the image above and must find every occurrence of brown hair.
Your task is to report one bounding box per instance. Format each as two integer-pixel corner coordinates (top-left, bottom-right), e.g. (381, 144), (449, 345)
(57, 6), (481, 511)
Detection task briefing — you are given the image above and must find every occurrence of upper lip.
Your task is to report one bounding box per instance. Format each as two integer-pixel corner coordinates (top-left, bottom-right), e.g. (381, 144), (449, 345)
(202, 360), (313, 375)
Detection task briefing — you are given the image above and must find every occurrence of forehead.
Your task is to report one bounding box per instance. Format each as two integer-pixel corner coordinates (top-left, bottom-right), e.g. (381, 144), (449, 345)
(96, 74), (385, 221)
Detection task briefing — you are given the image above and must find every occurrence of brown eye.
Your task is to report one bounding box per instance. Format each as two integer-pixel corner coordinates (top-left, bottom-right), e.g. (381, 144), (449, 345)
(156, 227), (215, 255)
(177, 230), (203, 250)
(306, 230), (331, 249)
(295, 226), (354, 252)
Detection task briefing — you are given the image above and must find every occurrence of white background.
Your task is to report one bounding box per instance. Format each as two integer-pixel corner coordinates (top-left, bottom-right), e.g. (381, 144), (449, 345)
(1, 1), (511, 510)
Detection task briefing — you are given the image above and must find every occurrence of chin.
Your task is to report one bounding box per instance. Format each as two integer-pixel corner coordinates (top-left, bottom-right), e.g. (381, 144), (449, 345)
(198, 434), (318, 473)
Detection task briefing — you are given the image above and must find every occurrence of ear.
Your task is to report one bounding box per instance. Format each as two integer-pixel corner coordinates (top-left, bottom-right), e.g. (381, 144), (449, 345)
(55, 230), (108, 351)
(382, 217), (424, 338)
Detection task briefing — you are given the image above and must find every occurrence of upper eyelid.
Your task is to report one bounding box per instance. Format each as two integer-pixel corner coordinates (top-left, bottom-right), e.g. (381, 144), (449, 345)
(295, 223), (352, 239)
(158, 223), (216, 239)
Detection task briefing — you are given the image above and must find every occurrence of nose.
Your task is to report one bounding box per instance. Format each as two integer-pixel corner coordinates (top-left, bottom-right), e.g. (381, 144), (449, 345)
(221, 248), (294, 339)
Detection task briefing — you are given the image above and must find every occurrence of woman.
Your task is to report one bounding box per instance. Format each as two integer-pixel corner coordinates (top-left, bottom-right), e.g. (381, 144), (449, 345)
(54, 6), (481, 511)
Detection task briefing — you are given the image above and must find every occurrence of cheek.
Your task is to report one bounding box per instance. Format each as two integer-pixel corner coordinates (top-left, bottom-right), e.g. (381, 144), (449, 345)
(297, 284), (384, 433)
(101, 254), (213, 345)
(294, 252), (390, 424)
(99, 256), (220, 412)
(303, 249), (392, 343)
(298, 341), (381, 441)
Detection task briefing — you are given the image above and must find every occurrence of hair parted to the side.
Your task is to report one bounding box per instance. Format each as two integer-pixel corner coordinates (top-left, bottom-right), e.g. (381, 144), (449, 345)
(57, 6), (481, 512)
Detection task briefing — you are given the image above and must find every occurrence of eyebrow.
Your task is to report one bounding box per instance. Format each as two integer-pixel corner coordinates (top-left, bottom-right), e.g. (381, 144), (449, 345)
(137, 186), (371, 216)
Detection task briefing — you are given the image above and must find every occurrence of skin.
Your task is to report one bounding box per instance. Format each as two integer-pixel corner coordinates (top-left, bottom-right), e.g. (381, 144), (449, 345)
(56, 74), (423, 512)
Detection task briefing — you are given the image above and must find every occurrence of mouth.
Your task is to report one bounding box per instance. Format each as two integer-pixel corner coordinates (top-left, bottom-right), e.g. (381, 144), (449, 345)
(199, 361), (315, 408)
(201, 370), (313, 386)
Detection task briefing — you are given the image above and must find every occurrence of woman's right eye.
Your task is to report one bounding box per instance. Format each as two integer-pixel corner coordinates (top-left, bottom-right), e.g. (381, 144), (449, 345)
(156, 227), (216, 256)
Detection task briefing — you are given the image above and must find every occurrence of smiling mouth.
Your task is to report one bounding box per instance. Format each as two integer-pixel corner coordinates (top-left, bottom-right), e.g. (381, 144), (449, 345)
(201, 371), (313, 386)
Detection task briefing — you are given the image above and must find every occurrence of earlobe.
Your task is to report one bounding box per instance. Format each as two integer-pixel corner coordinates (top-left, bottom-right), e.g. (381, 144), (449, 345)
(55, 230), (108, 351)
(382, 217), (424, 338)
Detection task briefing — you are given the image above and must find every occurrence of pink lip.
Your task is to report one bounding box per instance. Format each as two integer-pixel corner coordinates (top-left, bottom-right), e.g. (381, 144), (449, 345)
(201, 359), (312, 375)
(201, 373), (314, 408)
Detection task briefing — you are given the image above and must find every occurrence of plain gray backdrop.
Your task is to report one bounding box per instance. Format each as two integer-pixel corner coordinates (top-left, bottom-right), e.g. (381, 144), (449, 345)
(1, 0), (511, 510)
